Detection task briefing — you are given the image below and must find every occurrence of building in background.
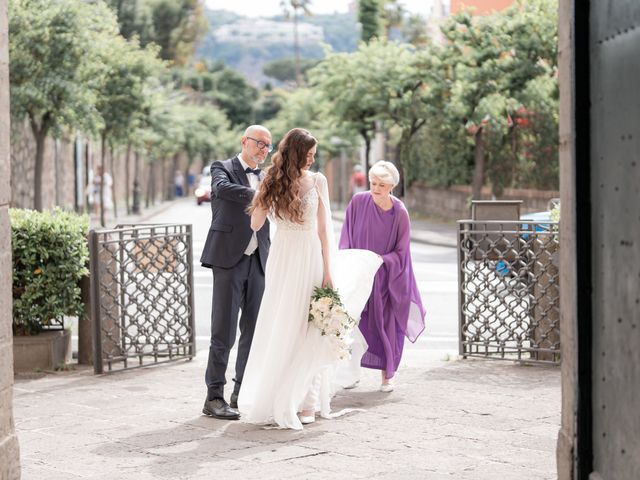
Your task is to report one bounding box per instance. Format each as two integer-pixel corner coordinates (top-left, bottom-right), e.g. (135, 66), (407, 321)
(450, 0), (514, 15)
(214, 19), (323, 45)
(425, 0), (449, 45)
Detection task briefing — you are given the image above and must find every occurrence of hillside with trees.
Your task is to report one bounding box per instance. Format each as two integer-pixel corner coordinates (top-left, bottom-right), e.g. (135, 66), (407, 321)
(197, 8), (359, 86)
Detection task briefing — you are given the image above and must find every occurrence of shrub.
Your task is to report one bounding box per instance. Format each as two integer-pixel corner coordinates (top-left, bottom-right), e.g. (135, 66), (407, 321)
(10, 208), (89, 335)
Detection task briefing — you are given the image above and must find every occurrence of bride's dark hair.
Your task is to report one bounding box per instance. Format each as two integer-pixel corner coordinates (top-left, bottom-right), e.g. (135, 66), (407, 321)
(251, 128), (317, 223)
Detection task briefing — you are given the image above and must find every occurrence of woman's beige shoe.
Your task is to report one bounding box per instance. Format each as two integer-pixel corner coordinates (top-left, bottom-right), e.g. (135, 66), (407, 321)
(299, 414), (316, 424)
(379, 382), (394, 393)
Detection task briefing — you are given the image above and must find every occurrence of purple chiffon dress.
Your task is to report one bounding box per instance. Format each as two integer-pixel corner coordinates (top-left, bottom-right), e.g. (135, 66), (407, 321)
(339, 192), (426, 379)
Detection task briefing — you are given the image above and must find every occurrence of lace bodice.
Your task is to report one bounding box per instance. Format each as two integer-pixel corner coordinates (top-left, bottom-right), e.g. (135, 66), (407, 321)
(273, 187), (318, 231)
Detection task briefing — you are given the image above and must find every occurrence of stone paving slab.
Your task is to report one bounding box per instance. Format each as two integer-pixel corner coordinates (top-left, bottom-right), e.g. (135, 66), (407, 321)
(13, 355), (560, 479)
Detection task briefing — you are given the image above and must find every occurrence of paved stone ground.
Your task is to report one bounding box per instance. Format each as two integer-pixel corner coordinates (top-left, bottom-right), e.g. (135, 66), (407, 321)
(14, 352), (560, 479)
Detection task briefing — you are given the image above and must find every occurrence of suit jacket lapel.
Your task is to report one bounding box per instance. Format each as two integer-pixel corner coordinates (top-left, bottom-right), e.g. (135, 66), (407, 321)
(232, 156), (250, 187)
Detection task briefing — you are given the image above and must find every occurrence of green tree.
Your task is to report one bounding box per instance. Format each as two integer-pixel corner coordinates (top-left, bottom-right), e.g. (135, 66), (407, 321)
(381, 0), (404, 39)
(358, 0), (381, 43)
(106, 0), (155, 42)
(107, 0), (208, 66)
(254, 86), (284, 124)
(311, 40), (432, 184)
(149, 0), (208, 65)
(136, 88), (185, 207)
(402, 14), (430, 47)
(280, 0), (313, 86)
(266, 87), (359, 166)
(436, 0), (558, 196)
(177, 104), (231, 176)
(206, 66), (258, 127)
(173, 62), (257, 127)
(262, 58), (320, 85)
(310, 50), (378, 168)
(9, 0), (119, 211)
(94, 37), (165, 225)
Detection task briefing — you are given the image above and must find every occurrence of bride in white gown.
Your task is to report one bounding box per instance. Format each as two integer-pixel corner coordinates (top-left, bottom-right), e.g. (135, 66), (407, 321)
(237, 128), (380, 429)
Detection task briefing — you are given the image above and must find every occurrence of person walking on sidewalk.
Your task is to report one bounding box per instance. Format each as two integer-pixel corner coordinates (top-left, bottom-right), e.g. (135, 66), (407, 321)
(339, 160), (426, 392)
(200, 125), (272, 420)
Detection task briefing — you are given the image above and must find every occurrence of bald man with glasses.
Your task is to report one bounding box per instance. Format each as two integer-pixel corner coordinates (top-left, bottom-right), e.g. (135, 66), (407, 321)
(200, 125), (273, 420)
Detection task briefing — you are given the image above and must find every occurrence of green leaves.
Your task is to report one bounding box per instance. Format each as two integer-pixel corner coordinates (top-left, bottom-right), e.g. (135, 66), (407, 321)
(10, 208), (89, 336)
(9, 0), (120, 134)
(411, 0), (559, 191)
(96, 36), (166, 144)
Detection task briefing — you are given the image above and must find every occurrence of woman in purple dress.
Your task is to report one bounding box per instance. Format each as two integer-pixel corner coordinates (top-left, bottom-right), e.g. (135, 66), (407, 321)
(339, 161), (426, 392)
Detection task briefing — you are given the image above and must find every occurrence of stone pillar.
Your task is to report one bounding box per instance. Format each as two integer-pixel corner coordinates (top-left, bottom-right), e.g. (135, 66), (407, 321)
(0, 0), (22, 476)
(557, 0), (578, 478)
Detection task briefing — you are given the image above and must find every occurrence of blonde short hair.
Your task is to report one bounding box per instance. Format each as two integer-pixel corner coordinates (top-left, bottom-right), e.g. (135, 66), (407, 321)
(368, 160), (400, 186)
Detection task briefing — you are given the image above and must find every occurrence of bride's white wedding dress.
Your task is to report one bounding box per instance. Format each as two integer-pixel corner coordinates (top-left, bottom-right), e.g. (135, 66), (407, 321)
(237, 172), (381, 429)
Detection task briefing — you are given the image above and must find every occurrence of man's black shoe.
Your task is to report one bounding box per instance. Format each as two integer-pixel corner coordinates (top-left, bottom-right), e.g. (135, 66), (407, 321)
(230, 391), (239, 409)
(203, 397), (240, 420)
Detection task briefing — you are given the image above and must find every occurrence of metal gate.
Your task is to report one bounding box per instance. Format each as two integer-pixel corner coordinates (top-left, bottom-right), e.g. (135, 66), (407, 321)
(88, 224), (195, 373)
(457, 219), (560, 364)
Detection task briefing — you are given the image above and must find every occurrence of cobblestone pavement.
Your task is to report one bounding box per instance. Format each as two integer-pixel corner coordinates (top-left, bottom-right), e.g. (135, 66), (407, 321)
(14, 352), (560, 479)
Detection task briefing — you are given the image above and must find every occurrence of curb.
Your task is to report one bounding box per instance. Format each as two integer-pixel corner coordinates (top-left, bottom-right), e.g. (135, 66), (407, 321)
(332, 213), (457, 249)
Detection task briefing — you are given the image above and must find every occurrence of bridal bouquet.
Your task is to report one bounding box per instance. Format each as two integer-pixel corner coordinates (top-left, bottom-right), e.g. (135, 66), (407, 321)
(308, 286), (357, 360)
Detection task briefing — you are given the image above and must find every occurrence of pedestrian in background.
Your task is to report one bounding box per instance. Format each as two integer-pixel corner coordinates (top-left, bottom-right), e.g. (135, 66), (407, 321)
(174, 170), (185, 197)
(339, 160), (426, 392)
(87, 165), (113, 217)
(348, 164), (366, 197)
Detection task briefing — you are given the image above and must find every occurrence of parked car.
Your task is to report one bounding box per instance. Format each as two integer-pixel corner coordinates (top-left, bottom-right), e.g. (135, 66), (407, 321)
(195, 167), (212, 205)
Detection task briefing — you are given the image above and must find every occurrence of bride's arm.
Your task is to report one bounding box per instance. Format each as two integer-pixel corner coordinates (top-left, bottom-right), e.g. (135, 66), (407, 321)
(316, 178), (333, 288)
(251, 206), (268, 231)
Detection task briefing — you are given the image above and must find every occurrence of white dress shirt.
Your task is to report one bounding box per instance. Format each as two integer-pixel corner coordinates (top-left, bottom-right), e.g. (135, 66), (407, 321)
(238, 154), (260, 256)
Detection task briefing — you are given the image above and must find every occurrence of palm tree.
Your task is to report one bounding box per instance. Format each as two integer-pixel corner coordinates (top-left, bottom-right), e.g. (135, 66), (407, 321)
(280, 0), (312, 86)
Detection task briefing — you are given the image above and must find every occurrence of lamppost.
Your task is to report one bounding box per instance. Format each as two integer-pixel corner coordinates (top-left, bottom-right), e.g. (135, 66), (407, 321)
(132, 150), (141, 214)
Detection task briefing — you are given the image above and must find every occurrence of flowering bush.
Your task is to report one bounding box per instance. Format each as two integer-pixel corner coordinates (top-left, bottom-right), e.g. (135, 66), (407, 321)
(11, 208), (89, 335)
(308, 286), (357, 360)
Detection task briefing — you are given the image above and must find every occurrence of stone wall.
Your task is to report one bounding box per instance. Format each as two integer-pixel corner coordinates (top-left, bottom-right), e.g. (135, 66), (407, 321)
(10, 123), (76, 210)
(0, 0), (21, 475)
(405, 183), (561, 221)
(10, 122), (191, 213)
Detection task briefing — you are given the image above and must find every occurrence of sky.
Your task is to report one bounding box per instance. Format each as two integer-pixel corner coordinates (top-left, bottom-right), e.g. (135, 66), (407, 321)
(204, 0), (434, 19)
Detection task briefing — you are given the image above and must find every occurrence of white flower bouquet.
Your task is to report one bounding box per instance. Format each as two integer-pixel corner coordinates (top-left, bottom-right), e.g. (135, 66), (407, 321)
(308, 286), (357, 360)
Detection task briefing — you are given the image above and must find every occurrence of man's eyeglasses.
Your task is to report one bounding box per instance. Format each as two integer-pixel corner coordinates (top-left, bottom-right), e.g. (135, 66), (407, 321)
(246, 136), (274, 153)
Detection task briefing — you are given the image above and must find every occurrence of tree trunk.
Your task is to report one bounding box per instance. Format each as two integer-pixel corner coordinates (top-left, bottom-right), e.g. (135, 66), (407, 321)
(30, 117), (49, 212)
(172, 153), (179, 200)
(161, 156), (168, 201)
(361, 128), (372, 190)
(100, 134), (106, 227)
(294, 9), (301, 86)
(184, 164), (191, 197)
(146, 161), (154, 208)
(85, 142), (91, 214)
(110, 144), (119, 219)
(132, 150), (141, 214)
(125, 142), (132, 214)
(472, 127), (485, 200)
(394, 132), (407, 198)
(54, 139), (60, 206)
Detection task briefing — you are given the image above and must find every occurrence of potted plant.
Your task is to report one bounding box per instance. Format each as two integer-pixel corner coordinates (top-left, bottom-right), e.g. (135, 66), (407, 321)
(11, 208), (89, 372)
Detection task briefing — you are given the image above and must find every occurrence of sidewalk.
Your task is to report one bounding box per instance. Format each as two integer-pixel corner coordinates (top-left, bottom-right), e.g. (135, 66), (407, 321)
(13, 201), (559, 478)
(13, 353), (560, 479)
(88, 199), (180, 230)
(332, 211), (458, 248)
(93, 200), (458, 248)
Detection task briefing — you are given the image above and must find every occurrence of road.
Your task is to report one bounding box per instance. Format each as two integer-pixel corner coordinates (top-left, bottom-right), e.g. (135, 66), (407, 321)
(148, 197), (459, 365)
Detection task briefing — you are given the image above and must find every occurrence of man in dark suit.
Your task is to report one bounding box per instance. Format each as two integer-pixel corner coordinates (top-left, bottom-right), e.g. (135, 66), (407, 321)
(200, 125), (272, 420)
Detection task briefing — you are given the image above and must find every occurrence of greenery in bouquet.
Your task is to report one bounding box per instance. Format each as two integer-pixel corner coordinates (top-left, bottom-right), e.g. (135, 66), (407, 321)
(308, 286), (357, 360)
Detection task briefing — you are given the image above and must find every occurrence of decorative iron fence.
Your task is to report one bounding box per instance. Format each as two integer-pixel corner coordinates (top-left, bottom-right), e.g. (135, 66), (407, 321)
(457, 220), (560, 365)
(88, 224), (195, 373)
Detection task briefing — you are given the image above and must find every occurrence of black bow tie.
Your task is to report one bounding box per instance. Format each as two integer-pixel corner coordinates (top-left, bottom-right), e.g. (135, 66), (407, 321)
(244, 167), (261, 176)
